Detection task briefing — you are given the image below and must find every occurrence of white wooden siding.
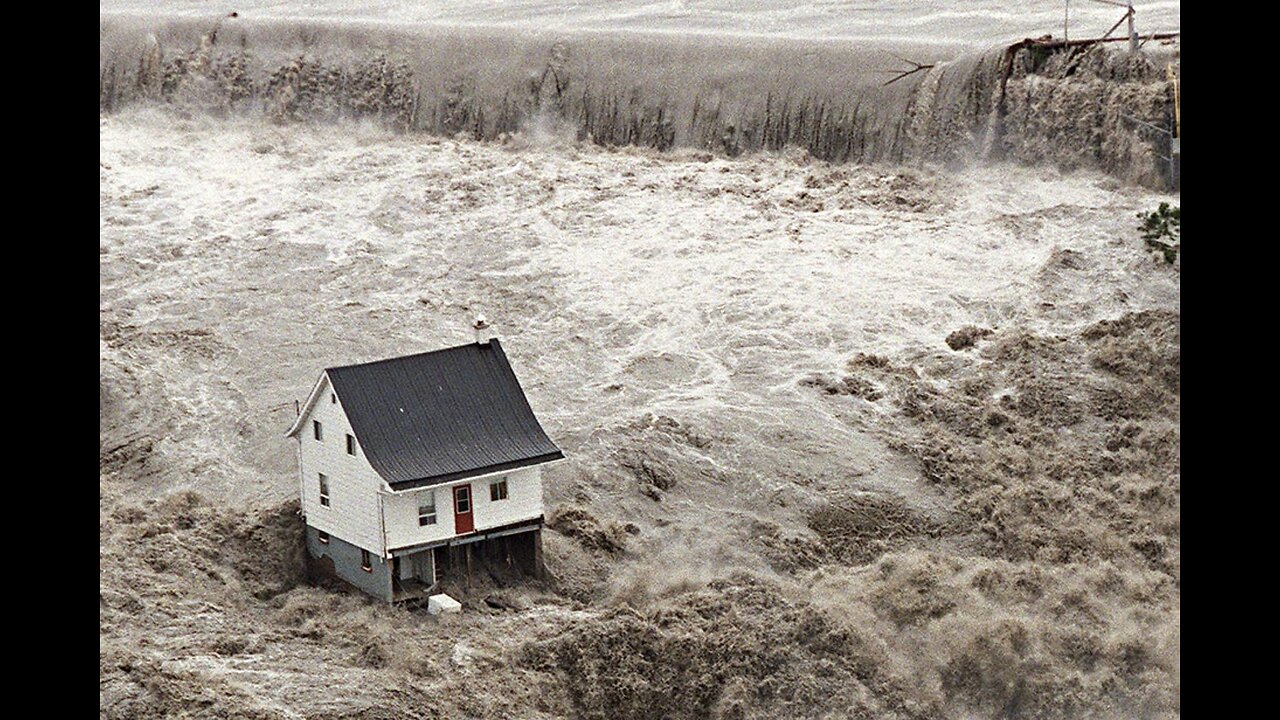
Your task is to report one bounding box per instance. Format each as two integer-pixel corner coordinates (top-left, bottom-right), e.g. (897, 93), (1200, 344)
(383, 466), (544, 551)
(297, 373), (387, 555)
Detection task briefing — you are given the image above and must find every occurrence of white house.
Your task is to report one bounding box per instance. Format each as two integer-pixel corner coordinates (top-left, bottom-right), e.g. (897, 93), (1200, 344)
(284, 332), (563, 602)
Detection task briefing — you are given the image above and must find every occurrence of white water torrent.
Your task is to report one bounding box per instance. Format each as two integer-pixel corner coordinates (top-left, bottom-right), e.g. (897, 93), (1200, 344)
(100, 9), (1179, 187)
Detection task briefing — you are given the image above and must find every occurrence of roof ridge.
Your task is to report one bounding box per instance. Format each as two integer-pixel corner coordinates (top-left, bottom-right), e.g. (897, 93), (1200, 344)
(326, 338), (505, 373)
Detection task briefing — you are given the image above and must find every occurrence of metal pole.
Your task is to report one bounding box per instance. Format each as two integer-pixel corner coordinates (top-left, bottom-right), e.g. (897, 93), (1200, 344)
(1127, 2), (1138, 52)
(1064, 0), (1069, 42)
(1168, 62), (1180, 191)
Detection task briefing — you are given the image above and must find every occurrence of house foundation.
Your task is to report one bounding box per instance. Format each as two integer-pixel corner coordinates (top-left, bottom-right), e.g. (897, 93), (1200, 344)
(305, 525), (394, 602)
(308, 520), (545, 604)
(433, 526), (545, 588)
(390, 546), (439, 603)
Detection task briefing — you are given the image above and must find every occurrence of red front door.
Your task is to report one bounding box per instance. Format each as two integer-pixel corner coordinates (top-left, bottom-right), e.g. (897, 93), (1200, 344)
(453, 484), (474, 534)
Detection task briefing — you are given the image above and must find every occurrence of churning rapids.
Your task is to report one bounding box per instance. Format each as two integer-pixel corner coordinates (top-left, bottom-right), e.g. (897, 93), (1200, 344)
(101, 5), (1180, 720)
(101, 9), (1180, 188)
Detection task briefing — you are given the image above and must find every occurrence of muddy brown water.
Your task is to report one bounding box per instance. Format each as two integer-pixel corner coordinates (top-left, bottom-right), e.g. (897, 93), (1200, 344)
(100, 8), (1178, 716)
(101, 105), (1177, 717)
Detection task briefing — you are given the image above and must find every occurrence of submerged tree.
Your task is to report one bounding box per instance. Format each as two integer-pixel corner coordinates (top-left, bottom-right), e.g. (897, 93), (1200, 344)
(1137, 202), (1180, 264)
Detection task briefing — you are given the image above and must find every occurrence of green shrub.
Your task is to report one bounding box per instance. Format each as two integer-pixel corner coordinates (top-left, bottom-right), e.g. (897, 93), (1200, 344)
(1137, 203), (1180, 264)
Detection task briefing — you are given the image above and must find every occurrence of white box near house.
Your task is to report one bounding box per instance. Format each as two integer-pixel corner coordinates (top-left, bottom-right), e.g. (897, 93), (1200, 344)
(428, 594), (463, 615)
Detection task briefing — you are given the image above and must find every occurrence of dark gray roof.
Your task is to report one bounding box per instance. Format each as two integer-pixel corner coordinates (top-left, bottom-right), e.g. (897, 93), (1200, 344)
(325, 340), (563, 490)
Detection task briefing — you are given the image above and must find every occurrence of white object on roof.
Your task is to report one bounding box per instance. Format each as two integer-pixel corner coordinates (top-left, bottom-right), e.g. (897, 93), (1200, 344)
(473, 315), (492, 344)
(428, 593), (462, 615)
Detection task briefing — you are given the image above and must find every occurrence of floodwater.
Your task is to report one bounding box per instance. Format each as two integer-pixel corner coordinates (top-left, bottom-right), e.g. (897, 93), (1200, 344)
(100, 3), (1180, 718)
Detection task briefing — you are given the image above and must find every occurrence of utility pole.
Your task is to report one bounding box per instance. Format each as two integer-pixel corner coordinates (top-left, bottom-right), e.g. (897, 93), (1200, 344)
(1168, 61), (1180, 191)
(1064, 0), (1070, 42)
(1127, 2), (1138, 52)
(1089, 0), (1140, 51)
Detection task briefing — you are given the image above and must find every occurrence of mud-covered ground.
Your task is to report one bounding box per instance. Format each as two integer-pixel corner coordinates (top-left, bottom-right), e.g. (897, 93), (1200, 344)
(100, 108), (1179, 718)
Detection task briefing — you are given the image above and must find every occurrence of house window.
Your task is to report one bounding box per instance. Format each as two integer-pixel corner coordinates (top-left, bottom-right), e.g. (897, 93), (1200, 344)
(313, 420), (323, 441)
(346, 434), (357, 456)
(330, 393), (336, 404)
(490, 479), (509, 502)
(318, 473), (330, 507)
(361, 549), (372, 572)
(455, 486), (471, 514)
(317, 530), (330, 544)
(418, 493), (437, 526)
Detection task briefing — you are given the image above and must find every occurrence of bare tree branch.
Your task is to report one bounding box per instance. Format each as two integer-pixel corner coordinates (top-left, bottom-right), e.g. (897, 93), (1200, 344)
(880, 55), (936, 87)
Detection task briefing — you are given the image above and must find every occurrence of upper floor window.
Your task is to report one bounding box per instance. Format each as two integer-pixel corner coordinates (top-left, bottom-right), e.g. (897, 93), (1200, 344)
(330, 393), (336, 403)
(313, 420), (323, 441)
(318, 473), (330, 507)
(418, 493), (437, 526)
(346, 434), (357, 456)
(490, 479), (509, 502)
(360, 549), (372, 572)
